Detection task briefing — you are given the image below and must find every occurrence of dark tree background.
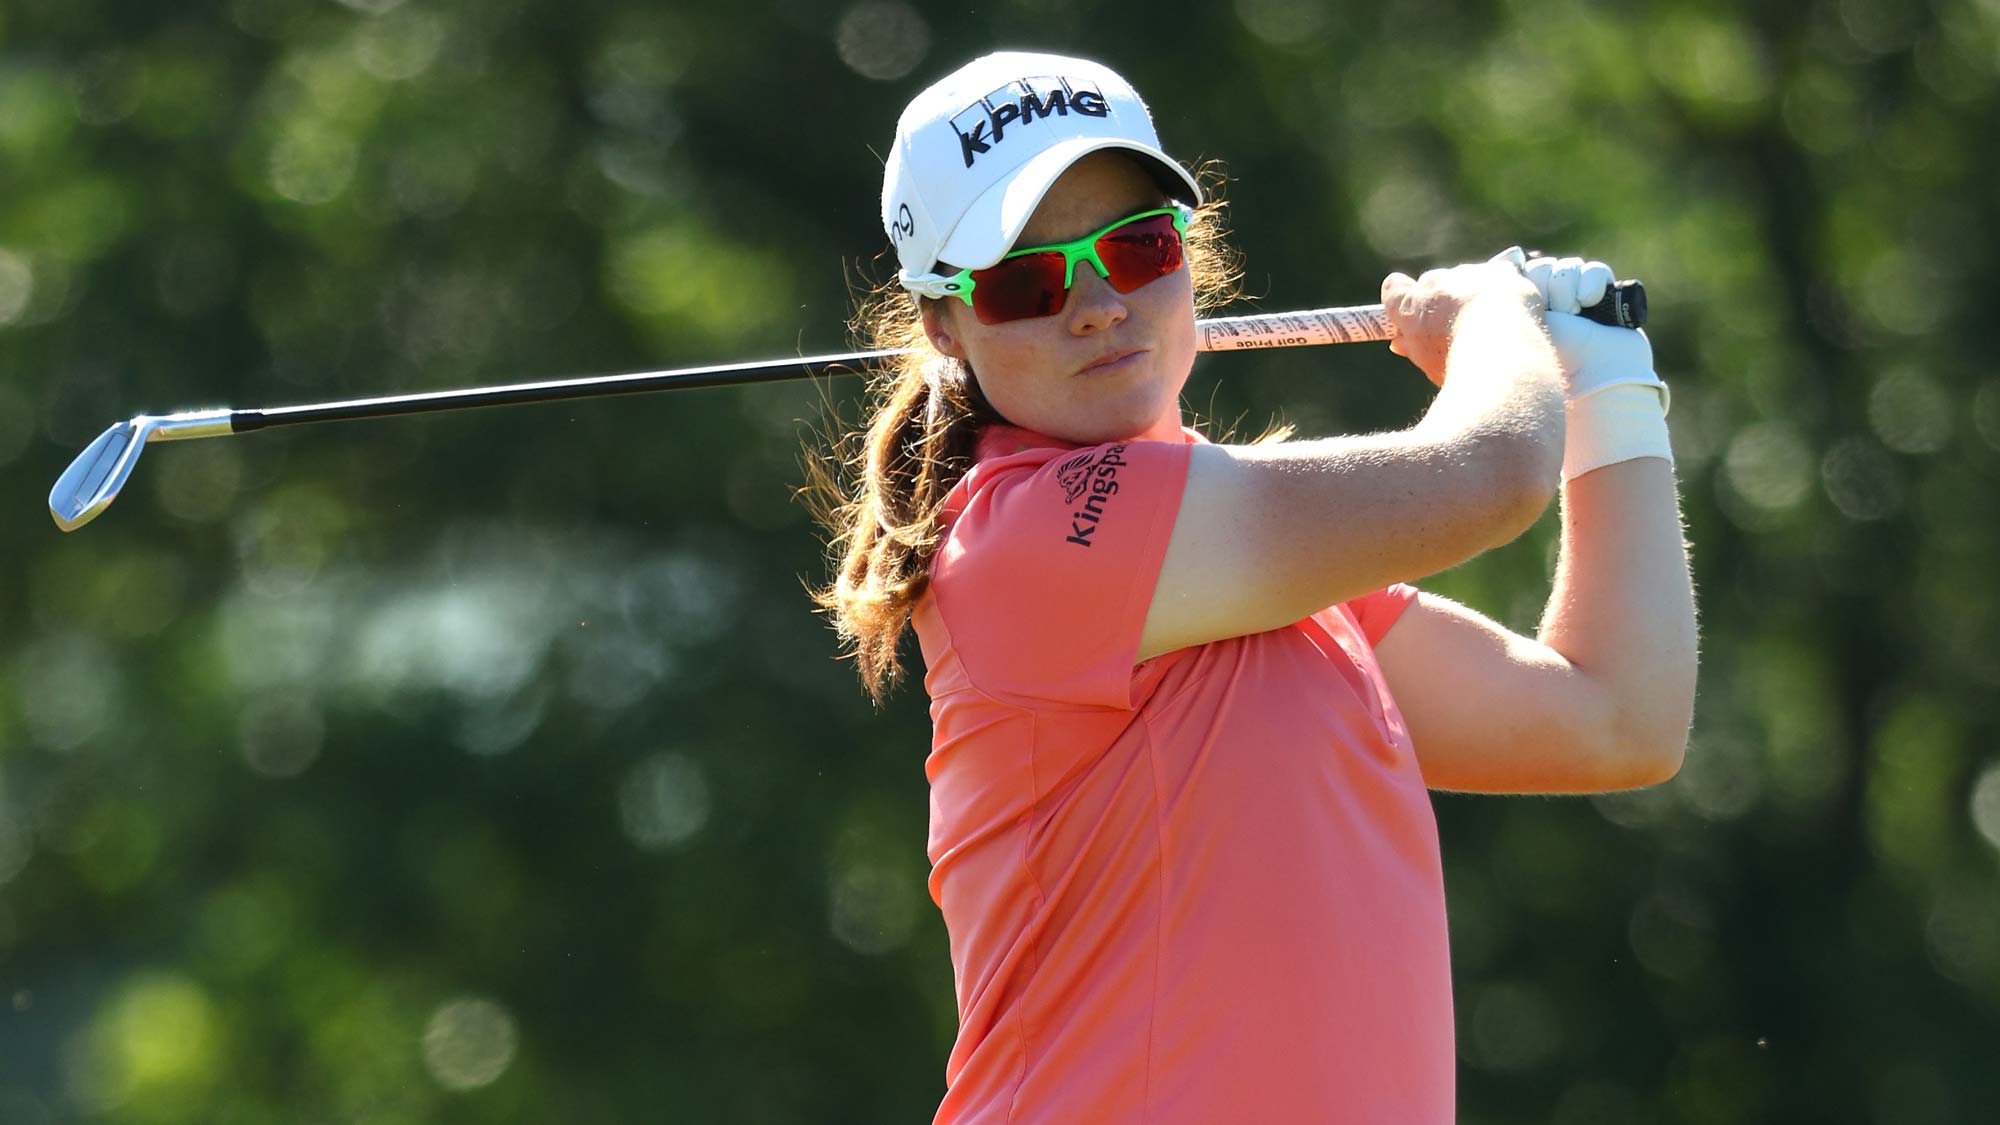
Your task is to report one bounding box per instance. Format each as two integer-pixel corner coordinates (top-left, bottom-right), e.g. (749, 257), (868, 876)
(2, 1), (1997, 1122)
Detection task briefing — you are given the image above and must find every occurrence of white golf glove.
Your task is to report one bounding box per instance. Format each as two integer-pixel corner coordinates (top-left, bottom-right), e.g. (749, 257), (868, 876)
(1498, 248), (1674, 481)
(1544, 309), (1666, 406)
(1523, 254), (1615, 319)
(1492, 246), (1610, 312)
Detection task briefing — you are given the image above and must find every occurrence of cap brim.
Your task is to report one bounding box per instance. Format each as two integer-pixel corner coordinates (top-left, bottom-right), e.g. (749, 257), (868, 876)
(933, 138), (1203, 271)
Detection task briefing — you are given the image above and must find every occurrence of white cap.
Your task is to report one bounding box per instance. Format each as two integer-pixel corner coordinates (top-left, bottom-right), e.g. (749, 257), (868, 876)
(882, 51), (1202, 290)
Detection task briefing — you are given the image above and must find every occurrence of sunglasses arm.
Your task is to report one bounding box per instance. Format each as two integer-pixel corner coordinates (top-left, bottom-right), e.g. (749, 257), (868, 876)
(898, 271), (971, 304)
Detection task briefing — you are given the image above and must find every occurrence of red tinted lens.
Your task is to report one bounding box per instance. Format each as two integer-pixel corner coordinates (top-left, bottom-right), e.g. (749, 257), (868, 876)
(1098, 214), (1185, 293)
(969, 252), (1068, 325)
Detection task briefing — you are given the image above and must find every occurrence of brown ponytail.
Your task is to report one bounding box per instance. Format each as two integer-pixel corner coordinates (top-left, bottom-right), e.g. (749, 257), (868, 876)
(804, 167), (1244, 704)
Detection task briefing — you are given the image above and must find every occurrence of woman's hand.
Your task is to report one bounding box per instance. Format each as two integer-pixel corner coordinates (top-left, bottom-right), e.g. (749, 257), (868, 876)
(1381, 249), (1544, 387)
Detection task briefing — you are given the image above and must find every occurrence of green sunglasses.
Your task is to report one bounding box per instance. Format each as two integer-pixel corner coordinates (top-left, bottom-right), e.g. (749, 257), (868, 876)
(906, 204), (1194, 325)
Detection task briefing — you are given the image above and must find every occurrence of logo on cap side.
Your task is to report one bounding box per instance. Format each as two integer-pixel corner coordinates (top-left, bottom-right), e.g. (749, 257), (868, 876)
(949, 76), (1110, 169)
(890, 203), (916, 243)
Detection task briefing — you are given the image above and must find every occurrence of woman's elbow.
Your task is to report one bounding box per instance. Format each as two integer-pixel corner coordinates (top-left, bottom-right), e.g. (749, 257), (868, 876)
(1609, 701), (1694, 789)
(1473, 430), (1562, 548)
(1626, 732), (1687, 788)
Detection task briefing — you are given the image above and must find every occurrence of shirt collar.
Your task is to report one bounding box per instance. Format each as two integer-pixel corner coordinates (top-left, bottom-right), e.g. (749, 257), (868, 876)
(973, 422), (1204, 463)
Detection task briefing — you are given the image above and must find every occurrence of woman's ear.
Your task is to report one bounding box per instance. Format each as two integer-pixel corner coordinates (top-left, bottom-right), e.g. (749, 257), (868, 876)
(920, 299), (968, 361)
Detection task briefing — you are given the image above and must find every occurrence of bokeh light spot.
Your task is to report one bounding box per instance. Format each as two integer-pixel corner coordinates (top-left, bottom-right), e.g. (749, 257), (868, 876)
(1968, 379), (2000, 451)
(68, 49), (144, 127)
(351, 579), (545, 701)
(421, 996), (519, 1091)
(829, 862), (918, 955)
(1820, 438), (1904, 521)
(1359, 171), (1455, 258)
(836, 2), (931, 82)
(606, 222), (795, 344)
(65, 973), (221, 1112)
(237, 691), (326, 778)
(268, 127), (358, 205)
(194, 879), (298, 978)
(0, 63), (79, 161)
(68, 800), (163, 895)
(15, 177), (131, 262)
(1235, 0), (1329, 48)
(618, 752), (711, 851)
(1647, 12), (1771, 123)
(235, 488), (347, 597)
(1969, 763), (2000, 853)
(1629, 888), (1715, 981)
(1924, 883), (1998, 993)
(1591, 785), (1676, 830)
(1867, 369), (1952, 453)
(454, 689), (547, 757)
(226, 0), (304, 40)
(1865, 695), (1959, 874)
(13, 632), (121, 752)
(387, 141), (478, 219)
(0, 802), (32, 886)
(0, 383), (29, 468)
(154, 441), (245, 524)
(152, 231), (240, 318)
(587, 32), (687, 140)
(1782, 66), (1860, 154)
(617, 552), (739, 645)
(1858, 250), (1954, 335)
(219, 588), (343, 693)
(353, 9), (447, 81)
(1675, 736), (1764, 821)
(1723, 423), (1813, 511)
(0, 247), (34, 324)
(82, 552), (189, 640)
(565, 631), (668, 711)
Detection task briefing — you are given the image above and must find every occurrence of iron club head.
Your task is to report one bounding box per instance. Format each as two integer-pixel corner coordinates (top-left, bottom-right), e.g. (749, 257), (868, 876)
(50, 417), (155, 532)
(48, 410), (234, 532)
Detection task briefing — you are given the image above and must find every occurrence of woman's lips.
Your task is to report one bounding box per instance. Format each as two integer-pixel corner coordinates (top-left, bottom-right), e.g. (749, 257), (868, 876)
(1076, 348), (1146, 376)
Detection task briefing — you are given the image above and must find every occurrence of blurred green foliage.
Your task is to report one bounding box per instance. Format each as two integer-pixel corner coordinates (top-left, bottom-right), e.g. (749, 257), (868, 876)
(2, 0), (1997, 1121)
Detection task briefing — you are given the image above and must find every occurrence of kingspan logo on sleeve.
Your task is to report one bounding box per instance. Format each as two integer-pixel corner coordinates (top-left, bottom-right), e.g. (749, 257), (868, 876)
(1053, 444), (1128, 547)
(951, 76), (1111, 168)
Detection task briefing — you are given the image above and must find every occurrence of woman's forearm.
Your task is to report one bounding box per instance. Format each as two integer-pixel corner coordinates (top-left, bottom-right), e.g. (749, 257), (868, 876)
(1538, 455), (1699, 770)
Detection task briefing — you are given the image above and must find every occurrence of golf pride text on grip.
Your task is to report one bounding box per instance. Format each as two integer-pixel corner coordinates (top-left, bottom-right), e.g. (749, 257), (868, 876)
(1198, 306), (1395, 351)
(1196, 280), (1647, 353)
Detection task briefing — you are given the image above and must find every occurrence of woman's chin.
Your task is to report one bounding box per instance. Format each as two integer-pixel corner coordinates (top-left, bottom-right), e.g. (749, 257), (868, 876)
(992, 379), (1185, 445)
(1046, 408), (1180, 446)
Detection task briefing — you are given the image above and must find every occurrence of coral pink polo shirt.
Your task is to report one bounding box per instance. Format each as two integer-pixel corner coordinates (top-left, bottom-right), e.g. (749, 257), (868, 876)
(912, 424), (1453, 1125)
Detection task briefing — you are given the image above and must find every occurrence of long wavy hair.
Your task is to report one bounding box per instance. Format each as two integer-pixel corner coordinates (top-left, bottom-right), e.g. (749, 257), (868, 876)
(803, 163), (1251, 704)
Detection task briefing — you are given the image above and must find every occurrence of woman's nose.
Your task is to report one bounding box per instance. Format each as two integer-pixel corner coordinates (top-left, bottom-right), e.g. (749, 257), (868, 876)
(1065, 266), (1128, 334)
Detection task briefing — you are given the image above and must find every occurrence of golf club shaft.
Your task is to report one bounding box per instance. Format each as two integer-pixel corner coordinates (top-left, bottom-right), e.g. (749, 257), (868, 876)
(142, 283), (1644, 437)
(194, 305), (1389, 437)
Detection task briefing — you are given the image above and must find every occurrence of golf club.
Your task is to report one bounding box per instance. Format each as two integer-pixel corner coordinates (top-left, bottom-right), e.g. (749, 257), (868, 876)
(48, 284), (1645, 532)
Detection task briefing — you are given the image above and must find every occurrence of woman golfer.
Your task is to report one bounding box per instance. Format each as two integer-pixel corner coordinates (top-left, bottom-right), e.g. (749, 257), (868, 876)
(812, 51), (1697, 1124)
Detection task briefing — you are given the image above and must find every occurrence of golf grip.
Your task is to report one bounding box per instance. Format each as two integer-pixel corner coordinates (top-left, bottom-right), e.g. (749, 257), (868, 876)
(1195, 279), (1646, 352)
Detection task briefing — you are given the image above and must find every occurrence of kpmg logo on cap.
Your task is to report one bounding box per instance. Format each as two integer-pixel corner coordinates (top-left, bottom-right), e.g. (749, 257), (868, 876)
(951, 75), (1110, 168)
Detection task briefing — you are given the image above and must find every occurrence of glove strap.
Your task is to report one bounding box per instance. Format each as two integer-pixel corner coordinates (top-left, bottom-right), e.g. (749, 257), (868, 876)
(1563, 381), (1673, 483)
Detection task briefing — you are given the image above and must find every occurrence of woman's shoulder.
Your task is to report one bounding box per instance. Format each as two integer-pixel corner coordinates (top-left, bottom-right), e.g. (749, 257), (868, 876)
(942, 424), (1193, 534)
(940, 425), (1075, 517)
